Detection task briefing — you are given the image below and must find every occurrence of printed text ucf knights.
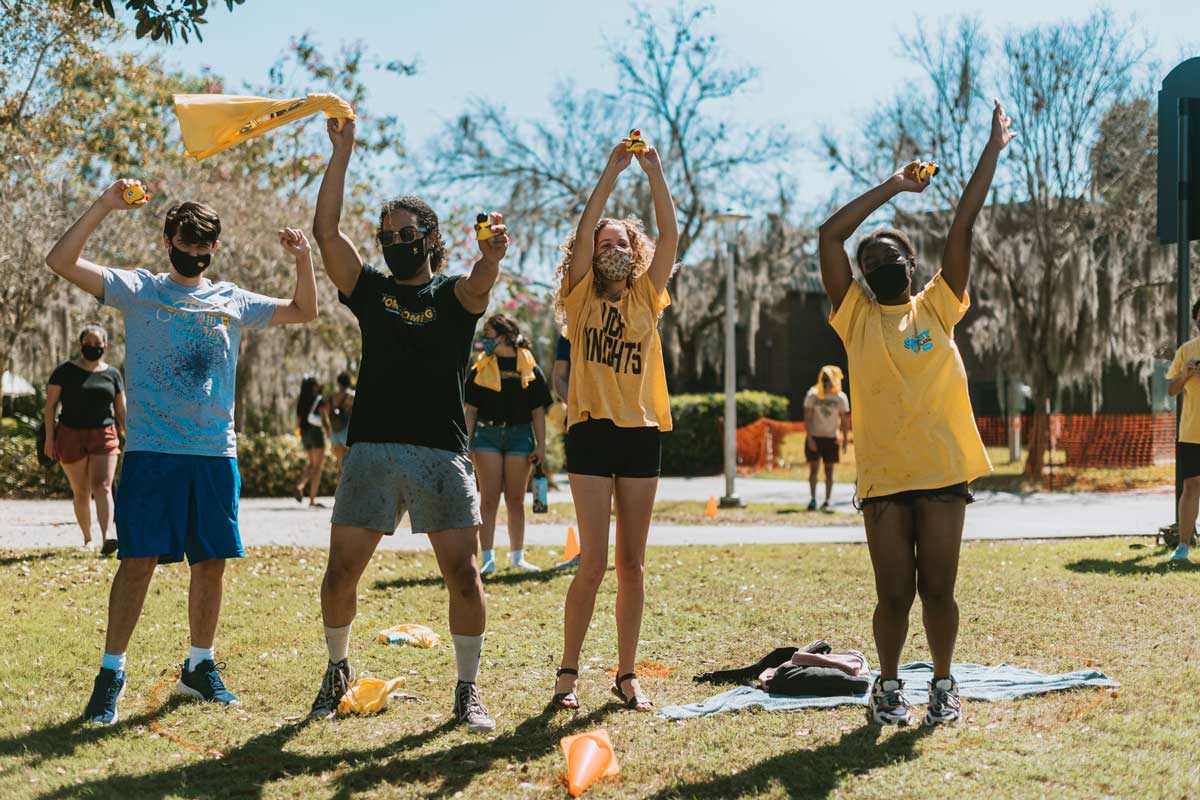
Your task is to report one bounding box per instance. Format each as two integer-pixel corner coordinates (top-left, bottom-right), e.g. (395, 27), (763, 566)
(583, 303), (643, 375)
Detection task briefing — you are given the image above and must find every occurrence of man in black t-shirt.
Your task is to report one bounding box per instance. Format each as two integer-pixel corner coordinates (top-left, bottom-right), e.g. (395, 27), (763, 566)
(308, 118), (507, 732)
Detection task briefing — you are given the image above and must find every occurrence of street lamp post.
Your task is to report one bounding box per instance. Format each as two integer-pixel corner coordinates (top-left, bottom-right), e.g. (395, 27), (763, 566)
(709, 208), (751, 508)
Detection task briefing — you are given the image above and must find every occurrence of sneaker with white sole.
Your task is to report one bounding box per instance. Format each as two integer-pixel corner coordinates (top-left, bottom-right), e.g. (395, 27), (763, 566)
(84, 668), (126, 725)
(868, 676), (911, 726)
(1171, 543), (1190, 562)
(310, 658), (356, 720)
(924, 676), (962, 726)
(510, 559), (541, 572)
(479, 558), (496, 576)
(454, 681), (496, 733)
(176, 658), (238, 705)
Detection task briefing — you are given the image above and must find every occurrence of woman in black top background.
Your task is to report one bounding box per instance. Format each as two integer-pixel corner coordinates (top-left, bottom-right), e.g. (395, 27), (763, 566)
(464, 315), (554, 574)
(43, 323), (125, 553)
(295, 376), (331, 507)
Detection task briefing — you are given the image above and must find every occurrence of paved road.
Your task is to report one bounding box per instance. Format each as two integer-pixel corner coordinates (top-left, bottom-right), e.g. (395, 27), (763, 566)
(0, 477), (1171, 551)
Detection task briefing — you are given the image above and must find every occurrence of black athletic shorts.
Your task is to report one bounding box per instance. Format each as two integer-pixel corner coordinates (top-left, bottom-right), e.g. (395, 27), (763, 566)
(1181, 442), (1200, 480)
(566, 418), (661, 478)
(806, 436), (840, 465)
(858, 482), (974, 508)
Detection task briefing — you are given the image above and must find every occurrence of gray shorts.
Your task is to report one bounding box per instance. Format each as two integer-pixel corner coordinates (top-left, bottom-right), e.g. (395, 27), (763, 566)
(331, 442), (481, 535)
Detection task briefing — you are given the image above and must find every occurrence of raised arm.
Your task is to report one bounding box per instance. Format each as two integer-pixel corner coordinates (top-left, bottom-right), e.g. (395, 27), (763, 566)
(942, 99), (1016, 300)
(817, 165), (927, 311)
(46, 180), (149, 300)
(269, 228), (319, 326)
(455, 212), (508, 315)
(635, 146), (680, 294)
(566, 141), (634, 293)
(313, 119), (365, 297)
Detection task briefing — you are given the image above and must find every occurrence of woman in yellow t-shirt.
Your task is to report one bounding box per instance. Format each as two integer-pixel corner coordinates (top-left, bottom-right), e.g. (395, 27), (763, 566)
(549, 136), (678, 713)
(818, 100), (1015, 727)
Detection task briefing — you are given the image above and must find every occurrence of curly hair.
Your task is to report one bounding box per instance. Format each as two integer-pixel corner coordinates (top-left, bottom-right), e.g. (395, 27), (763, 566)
(484, 313), (529, 350)
(378, 196), (446, 273)
(553, 217), (656, 325)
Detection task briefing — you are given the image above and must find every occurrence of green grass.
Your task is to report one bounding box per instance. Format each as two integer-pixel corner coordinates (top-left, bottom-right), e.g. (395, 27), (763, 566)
(2, 539), (1198, 799)
(499, 501), (859, 527)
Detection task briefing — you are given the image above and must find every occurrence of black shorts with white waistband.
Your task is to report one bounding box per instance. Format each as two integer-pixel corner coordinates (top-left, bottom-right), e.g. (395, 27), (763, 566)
(566, 418), (661, 478)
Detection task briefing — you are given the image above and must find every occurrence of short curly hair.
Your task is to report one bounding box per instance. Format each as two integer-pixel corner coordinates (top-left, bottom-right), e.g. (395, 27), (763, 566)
(553, 217), (656, 325)
(378, 196), (446, 273)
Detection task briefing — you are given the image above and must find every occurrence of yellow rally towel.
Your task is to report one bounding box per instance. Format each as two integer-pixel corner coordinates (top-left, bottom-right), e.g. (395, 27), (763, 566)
(173, 93), (355, 160)
(812, 365), (844, 400)
(473, 347), (537, 392)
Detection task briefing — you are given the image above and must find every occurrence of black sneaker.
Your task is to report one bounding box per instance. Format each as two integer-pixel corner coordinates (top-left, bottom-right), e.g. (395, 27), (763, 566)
(310, 658), (356, 721)
(84, 667), (126, 725)
(176, 659), (239, 705)
(454, 681), (496, 733)
(100, 538), (119, 556)
(924, 676), (962, 726)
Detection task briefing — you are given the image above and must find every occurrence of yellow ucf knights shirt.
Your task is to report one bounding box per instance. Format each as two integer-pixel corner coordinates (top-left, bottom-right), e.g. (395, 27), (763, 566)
(563, 268), (673, 432)
(829, 272), (991, 499)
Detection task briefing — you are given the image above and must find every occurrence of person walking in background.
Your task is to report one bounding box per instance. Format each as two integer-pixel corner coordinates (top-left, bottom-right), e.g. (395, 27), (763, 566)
(43, 323), (126, 554)
(817, 100), (1013, 727)
(1166, 298), (1200, 562)
(295, 376), (331, 507)
(46, 178), (318, 726)
(550, 134), (679, 713)
(804, 365), (850, 512)
(329, 371), (355, 482)
(464, 314), (554, 574)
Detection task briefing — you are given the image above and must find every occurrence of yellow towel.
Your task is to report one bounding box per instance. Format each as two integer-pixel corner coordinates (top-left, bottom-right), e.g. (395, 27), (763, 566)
(473, 348), (537, 392)
(812, 365), (844, 400)
(173, 93), (355, 161)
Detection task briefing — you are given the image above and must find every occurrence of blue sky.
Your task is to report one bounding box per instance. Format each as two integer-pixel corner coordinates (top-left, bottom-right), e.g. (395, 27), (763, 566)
(118, 0), (1195, 213)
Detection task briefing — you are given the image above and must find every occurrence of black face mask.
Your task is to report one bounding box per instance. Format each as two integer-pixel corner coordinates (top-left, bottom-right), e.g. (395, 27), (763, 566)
(382, 238), (428, 280)
(865, 263), (911, 302)
(81, 344), (104, 361)
(170, 245), (212, 278)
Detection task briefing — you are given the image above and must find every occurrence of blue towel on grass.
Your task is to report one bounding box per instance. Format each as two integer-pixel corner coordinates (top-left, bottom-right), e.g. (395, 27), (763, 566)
(656, 662), (1118, 720)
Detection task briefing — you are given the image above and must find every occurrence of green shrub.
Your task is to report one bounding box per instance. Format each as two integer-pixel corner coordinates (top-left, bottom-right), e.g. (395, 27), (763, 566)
(0, 435), (73, 498)
(661, 391), (791, 476)
(236, 432), (339, 498)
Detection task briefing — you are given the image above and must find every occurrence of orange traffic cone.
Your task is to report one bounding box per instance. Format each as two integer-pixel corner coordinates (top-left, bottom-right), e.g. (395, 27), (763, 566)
(561, 728), (620, 797)
(704, 496), (719, 518)
(557, 526), (581, 569)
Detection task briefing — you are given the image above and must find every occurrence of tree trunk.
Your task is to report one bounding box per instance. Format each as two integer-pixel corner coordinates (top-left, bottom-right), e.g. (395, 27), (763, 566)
(0, 342), (8, 439)
(1024, 387), (1051, 480)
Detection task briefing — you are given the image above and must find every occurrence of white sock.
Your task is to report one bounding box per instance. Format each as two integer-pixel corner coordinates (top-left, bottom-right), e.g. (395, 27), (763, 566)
(510, 549), (524, 565)
(188, 645), (214, 670)
(324, 623), (352, 663)
(481, 548), (495, 564)
(452, 633), (484, 683)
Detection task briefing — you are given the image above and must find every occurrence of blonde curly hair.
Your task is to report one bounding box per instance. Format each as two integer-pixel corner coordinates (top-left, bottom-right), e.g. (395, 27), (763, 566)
(553, 217), (655, 325)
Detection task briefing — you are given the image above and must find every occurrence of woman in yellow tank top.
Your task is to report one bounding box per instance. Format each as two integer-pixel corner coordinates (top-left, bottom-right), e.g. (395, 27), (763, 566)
(549, 135), (678, 712)
(818, 100), (1015, 728)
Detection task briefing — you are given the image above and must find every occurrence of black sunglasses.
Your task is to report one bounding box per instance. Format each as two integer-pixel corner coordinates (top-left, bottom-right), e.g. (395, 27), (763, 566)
(376, 226), (429, 247)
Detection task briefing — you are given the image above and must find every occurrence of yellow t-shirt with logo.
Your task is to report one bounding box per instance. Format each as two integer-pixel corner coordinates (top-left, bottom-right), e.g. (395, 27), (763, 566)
(829, 272), (991, 498)
(563, 268), (673, 432)
(1167, 338), (1200, 443)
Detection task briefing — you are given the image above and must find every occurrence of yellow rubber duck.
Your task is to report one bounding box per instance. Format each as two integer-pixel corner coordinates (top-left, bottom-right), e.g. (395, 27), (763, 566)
(915, 161), (939, 182)
(122, 184), (148, 205)
(626, 128), (648, 153)
(475, 213), (494, 241)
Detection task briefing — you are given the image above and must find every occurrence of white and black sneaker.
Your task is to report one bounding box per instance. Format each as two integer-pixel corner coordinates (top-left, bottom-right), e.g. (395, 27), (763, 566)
(868, 676), (912, 726)
(310, 658), (356, 721)
(454, 681), (496, 733)
(924, 676), (962, 726)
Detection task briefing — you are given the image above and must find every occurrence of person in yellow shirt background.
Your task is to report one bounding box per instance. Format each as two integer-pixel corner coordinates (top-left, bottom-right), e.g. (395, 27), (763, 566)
(818, 100), (1015, 727)
(1165, 298), (1200, 562)
(549, 134), (678, 713)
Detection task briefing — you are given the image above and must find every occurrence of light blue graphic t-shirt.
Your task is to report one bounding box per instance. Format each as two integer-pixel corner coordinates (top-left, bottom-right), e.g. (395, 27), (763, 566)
(101, 268), (279, 457)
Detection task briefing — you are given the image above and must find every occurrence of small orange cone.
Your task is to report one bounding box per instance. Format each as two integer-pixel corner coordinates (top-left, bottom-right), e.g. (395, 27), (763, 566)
(561, 728), (620, 797)
(704, 496), (719, 518)
(563, 526), (580, 562)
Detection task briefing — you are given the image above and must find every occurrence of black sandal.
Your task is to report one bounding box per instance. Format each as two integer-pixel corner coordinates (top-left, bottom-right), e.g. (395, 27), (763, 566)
(611, 672), (653, 711)
(551, 668), (579, 709)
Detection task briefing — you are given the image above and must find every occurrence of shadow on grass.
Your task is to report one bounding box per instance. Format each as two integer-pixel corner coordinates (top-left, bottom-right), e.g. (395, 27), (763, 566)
(645, 723), (933, 800)
(30, 702), (616, 800)
(373, 566), (574, 591)
(0, 551), (59, 567)
(1065, 549), (1200, 576)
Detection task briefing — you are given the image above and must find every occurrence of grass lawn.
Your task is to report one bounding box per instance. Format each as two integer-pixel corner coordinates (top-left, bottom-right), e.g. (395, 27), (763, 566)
(2, 538), (1198, 799)
(499, 501), (859, 527)
(754, 435), (1174, 495)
